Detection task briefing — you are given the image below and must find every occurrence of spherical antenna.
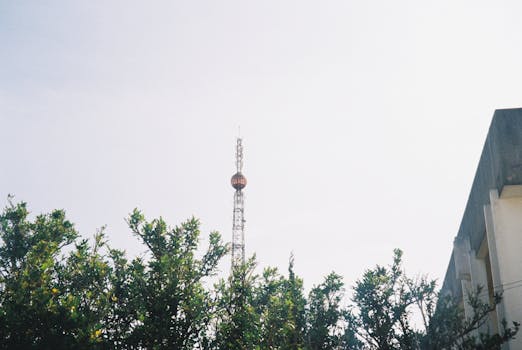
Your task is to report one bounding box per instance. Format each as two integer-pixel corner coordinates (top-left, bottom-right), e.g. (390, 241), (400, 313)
(231, 172), (247, 190)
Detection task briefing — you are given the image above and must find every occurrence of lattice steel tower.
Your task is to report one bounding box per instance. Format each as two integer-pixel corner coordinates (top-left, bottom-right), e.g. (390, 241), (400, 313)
(230, 138), (247, 268)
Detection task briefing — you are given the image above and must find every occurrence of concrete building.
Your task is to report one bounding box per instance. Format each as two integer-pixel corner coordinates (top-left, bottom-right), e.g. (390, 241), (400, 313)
(442, 108), (522, 349)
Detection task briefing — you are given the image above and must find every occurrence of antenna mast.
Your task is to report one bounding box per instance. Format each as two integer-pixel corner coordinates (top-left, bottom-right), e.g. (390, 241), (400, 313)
(230, 137), (247, 268)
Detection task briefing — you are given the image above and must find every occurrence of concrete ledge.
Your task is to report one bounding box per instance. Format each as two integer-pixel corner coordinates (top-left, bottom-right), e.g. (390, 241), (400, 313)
(442, 108), (522, 293)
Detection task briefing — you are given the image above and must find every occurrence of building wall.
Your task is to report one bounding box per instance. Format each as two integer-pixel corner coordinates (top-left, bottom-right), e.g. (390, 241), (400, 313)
(488, 185), (522, 349)
(441, 109), (522, 350)
(446, 186), (522, 349)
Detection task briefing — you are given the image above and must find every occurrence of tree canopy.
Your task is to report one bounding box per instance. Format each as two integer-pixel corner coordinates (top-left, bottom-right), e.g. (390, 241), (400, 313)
(0, 200), (518, 349)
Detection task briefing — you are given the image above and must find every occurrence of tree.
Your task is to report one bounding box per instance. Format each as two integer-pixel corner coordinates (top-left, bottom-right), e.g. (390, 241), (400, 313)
(124, 209), (228, 349)
(254, 256), (307, 350)
(0, 200), (112, 348)
(1, 199), (517, 349)
(351, 249), (422, 349)
(211, 255), (308, 350)
(306, 272), (359, 350)
(350, 249), (519, 350)
(0, 201), (228, 349)
(281, 255), (307, 350)
(424, 286), (520, 350)
(212, 256), (261, 350)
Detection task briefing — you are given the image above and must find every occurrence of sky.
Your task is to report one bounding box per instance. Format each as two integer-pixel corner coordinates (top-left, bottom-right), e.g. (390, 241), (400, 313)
(1, 1), (522, 292)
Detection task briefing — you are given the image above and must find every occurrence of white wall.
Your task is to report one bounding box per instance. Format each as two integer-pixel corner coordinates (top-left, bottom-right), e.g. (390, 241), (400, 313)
(488, 185), (522, 349)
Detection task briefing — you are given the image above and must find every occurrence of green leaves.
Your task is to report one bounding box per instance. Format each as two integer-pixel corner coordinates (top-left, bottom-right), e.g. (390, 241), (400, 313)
(0, 201), (106, 348)
(306, 272), (353, 350)
(210, 255), (308, 350)
(350, 250), (519, 350)
(351, 249), (420, 349)
(424, 286), (520, 350)
(122, 210), (228, 349)
(0, 201), (518, 349)
(0, 202), (227, 349)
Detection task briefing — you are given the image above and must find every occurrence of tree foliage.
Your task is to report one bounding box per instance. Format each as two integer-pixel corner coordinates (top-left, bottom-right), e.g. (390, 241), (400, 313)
(0, 201), (227, 349)
(124, 209), (227, 349)
(424, 286), (520, 350)
(351, 249), (426, 349)
(0, 200), (106, 348)
(350, 249), (519, 350)
(0, 200), (518, 349)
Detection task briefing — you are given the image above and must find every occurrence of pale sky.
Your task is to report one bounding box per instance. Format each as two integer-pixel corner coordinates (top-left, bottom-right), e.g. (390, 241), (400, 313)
(1, 1), (522, 291)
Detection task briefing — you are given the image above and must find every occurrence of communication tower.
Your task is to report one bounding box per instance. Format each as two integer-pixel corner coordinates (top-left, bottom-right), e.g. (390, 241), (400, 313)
(231, 138), (247, 268)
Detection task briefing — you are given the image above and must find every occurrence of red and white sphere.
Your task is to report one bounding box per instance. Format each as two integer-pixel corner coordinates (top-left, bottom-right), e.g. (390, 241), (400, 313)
(231, 172), (247, 190)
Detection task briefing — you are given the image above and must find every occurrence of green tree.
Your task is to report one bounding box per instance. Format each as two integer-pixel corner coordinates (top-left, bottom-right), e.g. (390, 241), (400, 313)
(254, 256), (307, 350)
(0, 200), (112, 349)
(212, 256), (261, 350)
(212, 255), (307, 350)
(351, 249), (421, 349)
(256, 266), (287, 348)
(281, 255), (307, 350)
(423, 286), (519, 350)
(0, 201), (228, 349)
(306, 272), (358, 350)
(124, 209), (227, 349)
(2, 199), (517, 350)
(350, 249), (519, 350)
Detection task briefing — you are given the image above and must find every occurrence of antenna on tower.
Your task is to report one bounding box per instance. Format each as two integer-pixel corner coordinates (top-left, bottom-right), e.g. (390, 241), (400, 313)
(230, 137), (247, 268)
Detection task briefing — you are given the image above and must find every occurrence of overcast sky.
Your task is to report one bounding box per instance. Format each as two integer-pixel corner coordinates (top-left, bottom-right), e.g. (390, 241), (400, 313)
(1, 1), (522, 290)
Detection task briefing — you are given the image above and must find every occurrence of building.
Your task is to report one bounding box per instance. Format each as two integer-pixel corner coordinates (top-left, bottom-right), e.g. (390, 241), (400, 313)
(441, 108), (522, 348)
